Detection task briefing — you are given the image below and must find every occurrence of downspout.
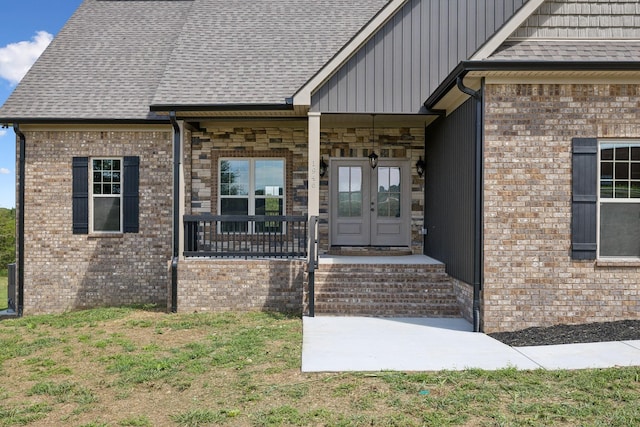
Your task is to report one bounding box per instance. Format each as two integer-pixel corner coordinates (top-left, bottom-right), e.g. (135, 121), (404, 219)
(13, 124), (25, 317)
(456, 76), (483, 333)
(169, 112), (180, 313)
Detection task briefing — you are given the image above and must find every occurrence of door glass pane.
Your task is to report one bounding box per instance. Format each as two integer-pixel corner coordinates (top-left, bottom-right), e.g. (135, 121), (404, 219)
(600, 202), (640, 257)
(338, 167), (362, 217)
(377, 167), (401, 218)
(93, 197), (121, 232)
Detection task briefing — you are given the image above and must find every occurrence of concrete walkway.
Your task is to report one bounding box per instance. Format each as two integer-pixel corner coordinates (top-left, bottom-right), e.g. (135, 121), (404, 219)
(302, 316), (640, 372)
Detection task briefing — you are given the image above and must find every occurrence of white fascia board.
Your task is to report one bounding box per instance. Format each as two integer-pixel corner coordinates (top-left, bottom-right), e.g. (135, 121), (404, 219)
(292, 0), (408, 107)
(471, 0), (545, 60)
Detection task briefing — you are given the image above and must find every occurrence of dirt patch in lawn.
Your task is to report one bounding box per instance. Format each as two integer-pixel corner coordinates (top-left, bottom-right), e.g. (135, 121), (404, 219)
(489, 320), (640, 347)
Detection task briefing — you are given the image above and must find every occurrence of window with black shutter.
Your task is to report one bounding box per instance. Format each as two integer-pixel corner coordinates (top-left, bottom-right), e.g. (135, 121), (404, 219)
(72, 156), (139, 234)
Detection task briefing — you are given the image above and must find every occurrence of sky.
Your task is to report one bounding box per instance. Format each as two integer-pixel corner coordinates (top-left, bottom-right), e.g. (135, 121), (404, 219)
(0, 0), (84, 208)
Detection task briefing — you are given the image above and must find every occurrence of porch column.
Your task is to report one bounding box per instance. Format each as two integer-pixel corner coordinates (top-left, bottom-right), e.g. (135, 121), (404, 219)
(308, 112), (321, 217)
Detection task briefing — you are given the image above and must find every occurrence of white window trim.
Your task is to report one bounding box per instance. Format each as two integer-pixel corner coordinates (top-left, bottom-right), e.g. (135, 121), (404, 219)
(218, 157), (286, 234)
(597, 140), (640, 260)
(89, 157), (124, 234)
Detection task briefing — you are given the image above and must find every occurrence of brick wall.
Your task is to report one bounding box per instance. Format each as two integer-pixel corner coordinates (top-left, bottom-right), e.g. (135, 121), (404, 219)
(22, 129), (173, 313)
(483, 83), (640, 332)
(177, 259), (305, 313)
(189, 124), (425, 254)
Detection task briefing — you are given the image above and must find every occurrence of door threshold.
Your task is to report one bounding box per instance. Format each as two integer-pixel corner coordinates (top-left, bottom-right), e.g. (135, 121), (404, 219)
(327, 246), (413, 256)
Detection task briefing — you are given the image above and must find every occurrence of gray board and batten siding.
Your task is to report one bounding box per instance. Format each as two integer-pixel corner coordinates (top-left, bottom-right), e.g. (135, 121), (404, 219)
(311, 0), (527, 114)
(424, 97), (476, 284)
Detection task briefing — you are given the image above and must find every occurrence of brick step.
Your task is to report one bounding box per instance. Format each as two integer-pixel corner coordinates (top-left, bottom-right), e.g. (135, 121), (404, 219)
(314, 302), (461, 317)
(315, 282), (452, 295)
(317, 265), (446, 274)
(308, 261), (461, 317)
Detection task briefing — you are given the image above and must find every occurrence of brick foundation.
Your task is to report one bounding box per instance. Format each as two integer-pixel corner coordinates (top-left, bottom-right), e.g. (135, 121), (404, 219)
(177, 259), (305, 313)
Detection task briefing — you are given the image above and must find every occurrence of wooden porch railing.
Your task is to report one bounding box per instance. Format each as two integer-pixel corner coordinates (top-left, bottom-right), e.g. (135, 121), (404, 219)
(183, 214), (308, 259)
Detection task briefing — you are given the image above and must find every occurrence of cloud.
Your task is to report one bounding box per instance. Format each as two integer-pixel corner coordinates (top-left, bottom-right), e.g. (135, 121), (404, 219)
(0, 130), (6, 137)
(0, 168), (10, 175)
(0, 31), (53, 85)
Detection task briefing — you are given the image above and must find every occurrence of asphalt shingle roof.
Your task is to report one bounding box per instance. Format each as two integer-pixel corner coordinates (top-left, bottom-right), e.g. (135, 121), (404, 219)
(489, 40), (640, 62)
(0, 0), (194, 121)
(151, 0), (389, 108)
(0, 0), (389, 121)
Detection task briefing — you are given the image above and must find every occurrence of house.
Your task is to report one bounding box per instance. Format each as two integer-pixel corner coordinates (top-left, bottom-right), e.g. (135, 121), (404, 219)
(2, 0), (640, 333)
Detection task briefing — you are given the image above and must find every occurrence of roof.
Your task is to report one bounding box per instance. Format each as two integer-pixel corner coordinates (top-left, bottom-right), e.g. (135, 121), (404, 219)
(0, 0), (194, 122)
(0, 0), (389, 122)
(488, 40), (640, 62)
(151, 0), (390, 110)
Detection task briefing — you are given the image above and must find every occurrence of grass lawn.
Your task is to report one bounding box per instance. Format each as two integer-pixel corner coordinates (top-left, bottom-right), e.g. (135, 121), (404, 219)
(0, 275), (7, 311)
(0, 308), (638, 426)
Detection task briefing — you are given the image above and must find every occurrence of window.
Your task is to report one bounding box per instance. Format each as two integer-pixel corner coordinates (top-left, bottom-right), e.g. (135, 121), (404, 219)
(73, 156), (139, 235)
(219, 158), (285, 232)
(598, 142), (640, 258)
(91, 158), (122, 233)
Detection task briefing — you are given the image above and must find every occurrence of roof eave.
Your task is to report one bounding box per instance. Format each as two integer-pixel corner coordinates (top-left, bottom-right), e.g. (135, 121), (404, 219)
(424, 60), (640, 109)
(149, 103), (295, 113)
(0, 117), (170, 125)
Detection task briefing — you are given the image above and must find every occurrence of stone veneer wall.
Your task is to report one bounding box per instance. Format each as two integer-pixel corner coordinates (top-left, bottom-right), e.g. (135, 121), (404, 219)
(483, 83), (640, 333)
(21, 129), (173, 314)
(177, 259), (305, 313)
(188, 124), (425, 254)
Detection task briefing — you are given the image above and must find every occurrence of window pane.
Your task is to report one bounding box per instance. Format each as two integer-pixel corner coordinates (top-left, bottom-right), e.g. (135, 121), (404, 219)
(255, 198), (283, 232)
(103, 159), (113, 170)
(615, 162), (629, 180)
(600, 181), (613, 198)
(220, 198), (248, 232)
(93, 197), (121, 232)
(615, 146), (629, 160)
(93, 172), (102, 183)
(615, 182), (629, 198)
(601, 162), (613, 180)
(632, 147), (640, 161)
(113, 159), (121, 170)
(112, 171), (121, 183)
(93, 159), (102, 170)
(601, 146), (614, 160)
(631, 182), (640, 199)
(632, 163), (640, 180)
(220, 160), (249, 196)
(93, 184), (102, 195)
(255, 160), (284, 196)
(600, 203), (640, 257)
(255, 198), (283, 216)
(221, 198), (248, 216)
(102, 184), (112, 195)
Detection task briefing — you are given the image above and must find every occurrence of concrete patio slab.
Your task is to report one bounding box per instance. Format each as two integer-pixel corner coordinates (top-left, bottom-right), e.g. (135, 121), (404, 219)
(302, 316), (541, 372)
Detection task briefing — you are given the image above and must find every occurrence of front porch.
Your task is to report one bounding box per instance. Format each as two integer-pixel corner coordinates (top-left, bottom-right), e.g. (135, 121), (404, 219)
(177, 212), (467, 319)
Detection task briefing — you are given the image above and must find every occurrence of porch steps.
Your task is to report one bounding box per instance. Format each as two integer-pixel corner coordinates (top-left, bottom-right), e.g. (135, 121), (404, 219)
(312, 261), (461, 317)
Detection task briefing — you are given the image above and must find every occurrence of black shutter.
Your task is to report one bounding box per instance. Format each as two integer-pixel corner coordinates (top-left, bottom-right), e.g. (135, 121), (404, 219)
(571, 138), (598, 260)
(123, 156), (139, 233)
(72, 157), (89, 234)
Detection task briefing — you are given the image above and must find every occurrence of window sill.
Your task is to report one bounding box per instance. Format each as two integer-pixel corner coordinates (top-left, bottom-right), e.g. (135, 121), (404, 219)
(87, 233), (124, 239)
(596, 259), (640, 268)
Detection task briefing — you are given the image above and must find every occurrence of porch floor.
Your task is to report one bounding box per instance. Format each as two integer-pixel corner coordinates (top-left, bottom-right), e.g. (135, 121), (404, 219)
(318, 254), (442, 265)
